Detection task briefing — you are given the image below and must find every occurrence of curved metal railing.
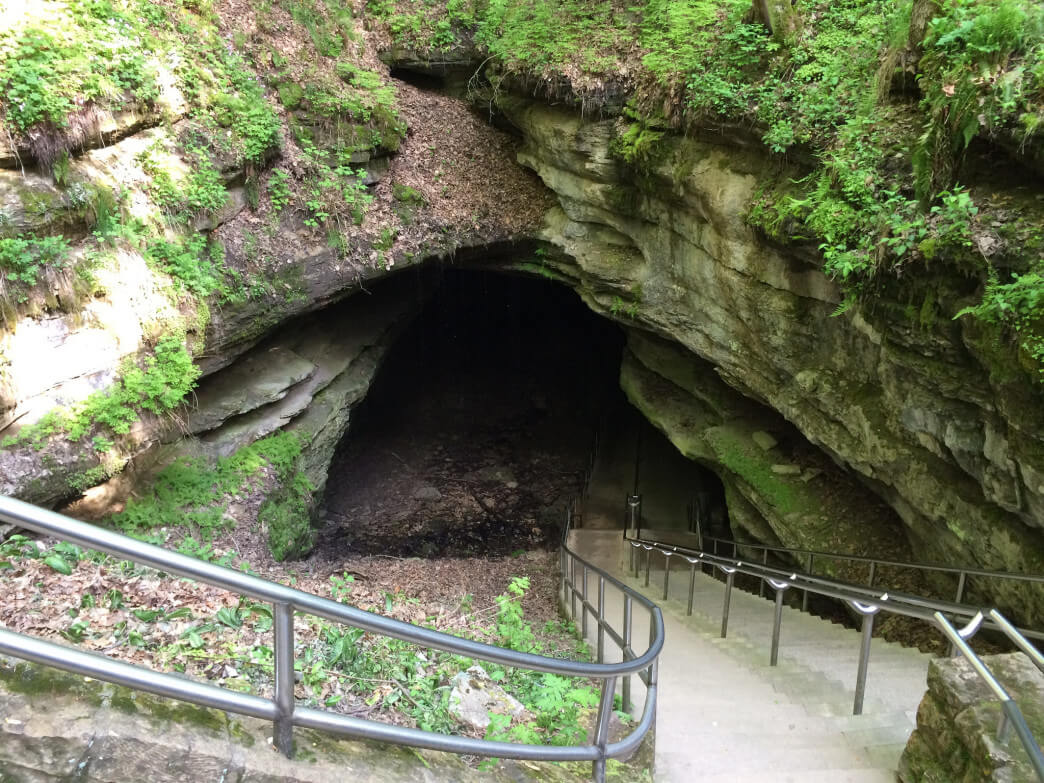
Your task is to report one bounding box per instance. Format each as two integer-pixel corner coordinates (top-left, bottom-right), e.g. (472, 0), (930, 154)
(625, 523), (1044, 780)
(0, 495), (663, 782)
(654, 498), (1044, 607)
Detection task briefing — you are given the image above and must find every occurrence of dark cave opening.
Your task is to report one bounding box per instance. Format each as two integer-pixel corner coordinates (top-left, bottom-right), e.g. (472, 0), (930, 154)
(318, 265), (731, 559)
(320, 267), (625, 556)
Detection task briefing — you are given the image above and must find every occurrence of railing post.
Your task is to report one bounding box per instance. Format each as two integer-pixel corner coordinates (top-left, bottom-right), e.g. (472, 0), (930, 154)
(644, 548), (651, 587)
(597, 575), (606, 663)
(582, 566), (590, 639)
(632, 495), (643, 542)
(571, 558), (578, 621)
(560, 544), (567, 605)
(622, 595), (633, 713)
(662, 554), (672, 600)
(853, 611), (875, 715)
(770, 586), (785, 666)
(867, 561), (876, 589)
(955, 571), (967, 604)
(802, 553), (814, 612)
(687, 562), (697, 616)
(591, 676), (617, 783)
(721, 570), (735, 638)
(273, 602), (295, 757)
(998, 705), (1012, 744)
(627, 494), (641, 531)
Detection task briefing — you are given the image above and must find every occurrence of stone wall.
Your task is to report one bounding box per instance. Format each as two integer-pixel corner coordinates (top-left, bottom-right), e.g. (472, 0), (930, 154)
(0, 656), (580, 782)
(899, 653), (1044, 782)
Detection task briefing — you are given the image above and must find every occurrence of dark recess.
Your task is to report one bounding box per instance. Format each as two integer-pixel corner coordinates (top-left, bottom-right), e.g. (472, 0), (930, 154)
(320, 267), (626, 557)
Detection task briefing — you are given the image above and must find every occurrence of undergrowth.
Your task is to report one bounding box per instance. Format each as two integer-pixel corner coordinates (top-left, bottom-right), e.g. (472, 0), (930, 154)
(0, 530), (616, 765)
(110, 431), (315, 561)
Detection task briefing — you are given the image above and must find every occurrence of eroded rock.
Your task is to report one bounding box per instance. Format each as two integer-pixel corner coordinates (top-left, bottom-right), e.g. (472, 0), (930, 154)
(448, 665), (526, 731)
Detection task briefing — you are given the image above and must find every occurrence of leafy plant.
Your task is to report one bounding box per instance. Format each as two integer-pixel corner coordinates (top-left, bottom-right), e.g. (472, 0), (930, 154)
(0, 235), (71, 303)
(268, 169), (292, 213)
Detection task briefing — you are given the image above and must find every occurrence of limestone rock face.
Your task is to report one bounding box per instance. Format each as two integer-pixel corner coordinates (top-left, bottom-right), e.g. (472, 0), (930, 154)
(501, 96), (1044, 620)
(0, 657), (575, 782)
(899, 653), (1044, 782)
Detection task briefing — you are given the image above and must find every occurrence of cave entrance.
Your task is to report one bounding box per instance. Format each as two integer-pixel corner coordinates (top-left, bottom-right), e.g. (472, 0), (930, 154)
(320, 267), (628, 557)
(579, 396), (731, 543)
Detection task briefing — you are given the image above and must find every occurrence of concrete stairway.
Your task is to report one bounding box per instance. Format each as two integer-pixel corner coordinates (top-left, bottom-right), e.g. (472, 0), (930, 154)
(568, 530), (934, 783)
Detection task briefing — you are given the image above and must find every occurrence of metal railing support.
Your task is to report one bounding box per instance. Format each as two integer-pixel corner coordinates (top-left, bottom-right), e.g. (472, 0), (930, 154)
(802, 553), (814, 612)
(622, 596), (633, 713)
(597, 576), (606, 663)
(582, 566), (590, 639)
(687, 562), (697, 616)
(769, 582), (787, 667)
(630, 494), (643, 543)
(663, 553), (672, 600)
(571, 557), (578, 621)
(591, 676), (617, 783)
(852, 604), (878, 716)
(274, 601), (295, 757)
(644, 547), (651, 588)
(760, 548), (769, 598)
(721, 569), (735, 638)
(955, 571), (968, 604)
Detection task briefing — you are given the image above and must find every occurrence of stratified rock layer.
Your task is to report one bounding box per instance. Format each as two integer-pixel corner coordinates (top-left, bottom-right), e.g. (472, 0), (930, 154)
(499, 96), (1044, 620)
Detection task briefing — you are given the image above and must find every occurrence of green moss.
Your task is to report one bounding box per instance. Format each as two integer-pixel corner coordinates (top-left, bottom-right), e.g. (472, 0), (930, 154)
(69, 464), (111, 493)
(263, 471), (317, 561)
(919, 289), (938, 330)
(228, 718), (257, 748)
(611, 120), (667, 167)
(278, 81), (305, 109)
(0, 661), (105, 708)
(392, 183), (425, 204)
(704, 425), (805, 515)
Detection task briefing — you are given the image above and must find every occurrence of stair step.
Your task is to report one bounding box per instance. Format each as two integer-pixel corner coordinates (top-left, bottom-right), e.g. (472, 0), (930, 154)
(567, 530), (934, 782)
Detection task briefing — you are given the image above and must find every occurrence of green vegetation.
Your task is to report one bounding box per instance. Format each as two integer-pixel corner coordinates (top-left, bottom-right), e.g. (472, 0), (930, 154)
(0, 533), (609, 758)
(958, 263), (1044, 377)
(112, 431), (314, 561)
(704, 426), (805, 516)
(0, 21), (158, 134)
(146, 234), (230, 299)
(368, 0), (1044, 383)
(3, 336), (199, 449)
(0, 0), (281, 169)
(0, 235), (70, 303)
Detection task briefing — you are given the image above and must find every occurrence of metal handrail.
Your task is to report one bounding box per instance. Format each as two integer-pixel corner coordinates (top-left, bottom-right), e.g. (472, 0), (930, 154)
(695, 531), (1044, 595)
(626, 527), (1044, 780)
(0, 495), (663, 782)
(935, 612), (1044, 781)
(627, 534), (1044, 642)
